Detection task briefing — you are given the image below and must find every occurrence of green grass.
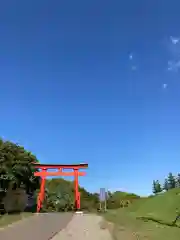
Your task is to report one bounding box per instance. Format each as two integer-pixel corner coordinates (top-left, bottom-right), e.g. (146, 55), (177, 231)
(103, 189), (180, 240)
(134, 189), (180, 224)
(0, 212), (33, 228)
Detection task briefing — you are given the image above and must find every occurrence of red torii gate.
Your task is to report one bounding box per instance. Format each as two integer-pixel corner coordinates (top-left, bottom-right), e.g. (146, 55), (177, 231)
(33, 163), (88, 212)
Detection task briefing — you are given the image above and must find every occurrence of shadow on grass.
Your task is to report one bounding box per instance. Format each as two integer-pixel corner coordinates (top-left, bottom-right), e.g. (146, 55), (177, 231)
(0, 211), (34, 228)
(137, 216), (180, 228)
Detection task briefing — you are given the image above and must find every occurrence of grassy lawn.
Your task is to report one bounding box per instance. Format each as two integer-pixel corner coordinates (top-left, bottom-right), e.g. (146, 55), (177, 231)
(0, 212), (33, 228)
(104, 209), (180, 240)
(103, 189), (180, 240)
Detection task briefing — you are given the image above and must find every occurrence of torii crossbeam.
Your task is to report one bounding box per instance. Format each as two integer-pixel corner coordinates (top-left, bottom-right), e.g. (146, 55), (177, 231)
(33, 163), (88, 212)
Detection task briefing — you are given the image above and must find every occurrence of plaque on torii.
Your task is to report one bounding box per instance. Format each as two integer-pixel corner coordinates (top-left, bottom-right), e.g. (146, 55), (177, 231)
(33, 163), (88, 212)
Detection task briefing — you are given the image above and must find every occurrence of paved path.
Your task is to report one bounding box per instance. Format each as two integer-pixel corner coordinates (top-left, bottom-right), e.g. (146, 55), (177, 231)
(0, 213), (112, 240)
(52, 214), (113, 240)
(0, 213), (73, 240)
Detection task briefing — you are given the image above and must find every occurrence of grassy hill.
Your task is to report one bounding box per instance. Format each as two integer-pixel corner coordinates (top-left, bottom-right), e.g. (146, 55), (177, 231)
(104, 189), (180, 240)
(107, 191), (140, 209)
(134, 188), (180, 224)
(109, 191), (140, 200)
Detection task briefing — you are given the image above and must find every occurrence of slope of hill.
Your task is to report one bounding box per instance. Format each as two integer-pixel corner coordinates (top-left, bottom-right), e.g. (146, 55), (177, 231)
(108, 188), (180, 225)
(135, 188), (180, 224)
(104, 189), (180, 240)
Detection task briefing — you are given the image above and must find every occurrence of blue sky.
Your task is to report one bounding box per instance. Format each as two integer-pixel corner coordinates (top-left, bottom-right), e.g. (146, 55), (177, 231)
(1, 1), (180, 196)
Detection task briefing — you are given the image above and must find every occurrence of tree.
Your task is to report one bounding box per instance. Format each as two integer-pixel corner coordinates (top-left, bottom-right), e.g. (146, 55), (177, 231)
(163, 178), (169, 191)
(152, 180), (162, 194)
(152, 180), (157, 194)
(107, 191), (112, 200)
(175, 173), (180, 188)
(45, 190), (74, 212)
(44, 178), (99, 212)
(156, 180), (162, 193)
(167, 172), (176, 189)
(0, 139), (40, 194)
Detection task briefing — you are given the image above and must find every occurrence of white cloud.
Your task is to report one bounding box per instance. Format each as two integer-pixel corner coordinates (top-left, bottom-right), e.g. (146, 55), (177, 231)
(129, 54), (133, 60)
(170, 36), (180, 45)
(162, 83), (167, 89)
(167, 60), (180, 72)
(166, 36), (180, 72)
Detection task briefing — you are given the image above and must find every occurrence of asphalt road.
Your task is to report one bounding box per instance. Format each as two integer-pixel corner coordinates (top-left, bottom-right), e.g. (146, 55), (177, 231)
(0, 213), (73, 240)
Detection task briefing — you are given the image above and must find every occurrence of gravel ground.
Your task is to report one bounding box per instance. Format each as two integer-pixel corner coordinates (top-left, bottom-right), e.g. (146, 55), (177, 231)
(52, 214), (113, 240)
(0, 213), (73, 240)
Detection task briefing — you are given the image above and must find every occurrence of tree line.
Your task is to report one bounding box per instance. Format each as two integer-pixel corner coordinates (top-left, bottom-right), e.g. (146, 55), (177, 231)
(0, 138), (100, 213)
(152, 172), (180, 194)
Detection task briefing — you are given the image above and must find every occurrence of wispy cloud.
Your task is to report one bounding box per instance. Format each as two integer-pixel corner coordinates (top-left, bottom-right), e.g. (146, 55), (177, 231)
(129, 53), (133, 60)
(128, 52), (137, 71)
(170, 36), (180, 45)
(167, 60), (180, 72)
(166, 36), (180, 72)
(162, 83), (168, 89)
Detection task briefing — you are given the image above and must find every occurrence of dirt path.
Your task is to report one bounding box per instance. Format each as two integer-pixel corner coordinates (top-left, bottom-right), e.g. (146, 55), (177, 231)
(52, 213), (113, 240)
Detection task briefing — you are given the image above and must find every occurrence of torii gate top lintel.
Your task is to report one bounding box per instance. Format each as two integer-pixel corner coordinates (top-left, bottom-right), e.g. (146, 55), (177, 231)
(33, 163), (88, 169)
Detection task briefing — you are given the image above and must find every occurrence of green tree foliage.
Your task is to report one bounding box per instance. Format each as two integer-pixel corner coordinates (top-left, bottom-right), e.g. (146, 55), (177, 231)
(156, 180), (162, 193)
(80, 187), (99, 211)
(167, 172), (176, 189)
(43, 178), (99, 212)
(152, 180), (162, 194)
(106, 191), (140, 209)
(0, 139), (40, 213)
(0, 139), (40, 194)
(152, 180), (157, 194)
(163, 178), (169, 191)
(152, 172), (180, 194)
(44, 189), (74, 212)
(175, 173), (180, 188)
(42, 178), (74, 212)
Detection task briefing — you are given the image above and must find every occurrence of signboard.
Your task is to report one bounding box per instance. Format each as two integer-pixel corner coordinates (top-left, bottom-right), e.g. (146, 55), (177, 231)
(99, 188), (106, 202)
